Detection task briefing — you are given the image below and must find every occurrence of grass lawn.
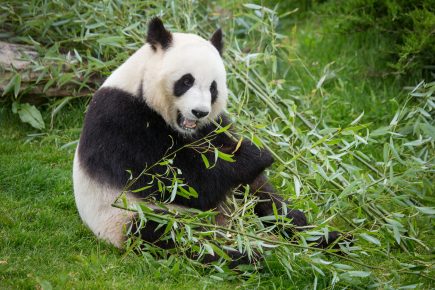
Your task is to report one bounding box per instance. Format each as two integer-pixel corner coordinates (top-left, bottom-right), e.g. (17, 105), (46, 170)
(1, 105), (240, 289)
(1, 1), (434, 289)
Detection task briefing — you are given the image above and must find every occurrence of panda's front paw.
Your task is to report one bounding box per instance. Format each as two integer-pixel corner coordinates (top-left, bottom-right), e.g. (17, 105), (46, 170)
(234, 141), (274, 183)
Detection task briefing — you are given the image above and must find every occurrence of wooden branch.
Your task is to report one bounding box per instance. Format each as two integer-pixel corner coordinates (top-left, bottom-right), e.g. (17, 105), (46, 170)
(0, 41), (38, 70)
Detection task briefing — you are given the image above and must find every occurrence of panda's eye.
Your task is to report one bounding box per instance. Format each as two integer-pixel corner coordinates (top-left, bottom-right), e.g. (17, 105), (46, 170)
(183, 77), (193, 87)
(174, 73), (195, 97)
(210, 81), (218, 104)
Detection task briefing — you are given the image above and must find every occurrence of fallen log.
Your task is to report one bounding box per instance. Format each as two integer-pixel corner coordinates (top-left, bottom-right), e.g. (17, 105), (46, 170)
(0, 41), (103, 101)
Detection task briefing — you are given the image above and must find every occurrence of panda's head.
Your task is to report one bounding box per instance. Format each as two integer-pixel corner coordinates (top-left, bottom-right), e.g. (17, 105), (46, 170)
(142, 18), (227, 135)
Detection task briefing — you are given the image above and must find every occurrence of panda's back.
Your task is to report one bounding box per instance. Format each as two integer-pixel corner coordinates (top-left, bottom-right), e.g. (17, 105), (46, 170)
(77, 87), (174, 190)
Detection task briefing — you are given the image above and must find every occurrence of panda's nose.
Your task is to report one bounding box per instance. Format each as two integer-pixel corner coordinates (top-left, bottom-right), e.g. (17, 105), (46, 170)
(191, 109), (209, 119)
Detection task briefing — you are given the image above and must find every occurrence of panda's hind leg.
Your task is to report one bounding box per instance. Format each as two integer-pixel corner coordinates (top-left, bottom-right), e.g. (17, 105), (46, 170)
(249, 174), (344, 248)
(128, 211), (257, 267)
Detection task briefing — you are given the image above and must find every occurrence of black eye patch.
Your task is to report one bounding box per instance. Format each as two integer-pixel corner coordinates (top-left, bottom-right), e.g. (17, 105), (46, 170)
(210, 81), (218, 104)
(174, 74), (195, 97)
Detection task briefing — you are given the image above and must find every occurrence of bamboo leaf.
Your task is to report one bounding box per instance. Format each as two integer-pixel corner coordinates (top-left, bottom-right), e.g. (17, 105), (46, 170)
(217, 150), (235, 162)
(200, 153), (210, 169)
(415, 207), (435, 215)
(215, 123), (231, 134)
(346, 271), (371, 277)
(2, 74), (21, 97)
(360, 233), (381, 246)
(231, 137), (243, 154)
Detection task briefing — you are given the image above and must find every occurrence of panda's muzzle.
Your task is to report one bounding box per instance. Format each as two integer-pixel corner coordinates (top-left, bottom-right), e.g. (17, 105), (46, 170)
(177, 111), (198, 131)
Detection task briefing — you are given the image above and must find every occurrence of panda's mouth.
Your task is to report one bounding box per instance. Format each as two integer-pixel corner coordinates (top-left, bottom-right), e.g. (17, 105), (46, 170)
(177, 111), (198, 132)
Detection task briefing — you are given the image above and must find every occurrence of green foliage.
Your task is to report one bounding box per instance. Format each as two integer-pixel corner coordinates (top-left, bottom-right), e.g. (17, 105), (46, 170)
(12, 101), (45, 129)
(0, 0), (434, 289)
(313, 0), (435, 76)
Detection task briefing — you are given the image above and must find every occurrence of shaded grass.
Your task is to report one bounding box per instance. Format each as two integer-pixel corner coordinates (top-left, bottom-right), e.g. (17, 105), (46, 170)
(280, 11), (408, 126)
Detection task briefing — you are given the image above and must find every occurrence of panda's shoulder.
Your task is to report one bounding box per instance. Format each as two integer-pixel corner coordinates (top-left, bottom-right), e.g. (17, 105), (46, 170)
(88, 87), (144, 117)
(85, 87), (160, 126)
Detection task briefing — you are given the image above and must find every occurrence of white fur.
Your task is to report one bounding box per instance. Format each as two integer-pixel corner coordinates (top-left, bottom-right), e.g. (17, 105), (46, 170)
(73, 147), (136, 248)
(73, 148), (190, 247)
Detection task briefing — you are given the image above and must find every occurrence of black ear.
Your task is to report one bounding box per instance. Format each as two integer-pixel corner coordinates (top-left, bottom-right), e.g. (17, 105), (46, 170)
(210, 28), (223, 55)
(147, 17), (172, 50)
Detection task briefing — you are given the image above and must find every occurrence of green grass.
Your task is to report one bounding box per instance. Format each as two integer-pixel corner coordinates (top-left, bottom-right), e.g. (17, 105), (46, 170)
(1, 1), (434, 289)
(0, 105), (238, 289)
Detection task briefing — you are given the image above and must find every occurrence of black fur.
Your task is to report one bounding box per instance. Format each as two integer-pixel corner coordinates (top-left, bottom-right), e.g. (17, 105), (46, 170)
(147, 17), (172, 50)
(210, 81), (218, 104)
(249, 174), (345, 248)
(78, 87), (274, 211)
(210, 28), (223, 55)
(130, 214), (257, 268)
(173, 74), (194, 97)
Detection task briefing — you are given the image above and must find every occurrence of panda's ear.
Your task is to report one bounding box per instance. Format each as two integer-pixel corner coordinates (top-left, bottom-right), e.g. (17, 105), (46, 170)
(147, 17), (172, 51)
(210, 28), (223, 56)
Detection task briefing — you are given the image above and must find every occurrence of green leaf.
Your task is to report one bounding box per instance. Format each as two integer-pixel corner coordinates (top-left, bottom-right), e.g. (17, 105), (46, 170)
(203, 243), (215, 256)
(217, 150), (235, 162)
(393, 225), (401, 244)
(397, 284), (419, 289)
(11, 102), (18, 114)
(370, 126), (390, 137)
(390, 111), (400, 126)
(360, 233), (381, 246)
(177, 186), (192, 199)
(211, 149), (217, 167)
(333, 263), (354, 270)
(13, 74), (21, 98)
(73, 49), (82, 63)
(404, 138), (430, 147)
(415, 207), (435, 215)
(319, 127), (338, 135)
(420, 123), (435, 139)
(131, 185), (153, 193)
(272, 202), (278, 220)
(341, 124), (368, 134)
(163, 220), (174, 235)
(97, 36), (125, 47)
(312, 258), (332, 265)
(293, 175), (301, 198)
(251, 135), (264, 148)
(350, 111), (364, 125)
(188, 186), (199, 198)
(232, 137), (243, 154)
(346, 271), (371, 277)
(209, 244), (231, 261)
(169, 181), (178, 202)
(17, 103), (45, 130)
(2, 74), (21, 97)
(215, 123), (231, 134)
(200, 153), (210, 168)
(43, 79), (55, 93)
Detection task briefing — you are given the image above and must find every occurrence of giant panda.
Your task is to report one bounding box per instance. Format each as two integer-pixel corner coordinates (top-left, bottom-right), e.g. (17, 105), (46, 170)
(73, 18), (341, 265)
